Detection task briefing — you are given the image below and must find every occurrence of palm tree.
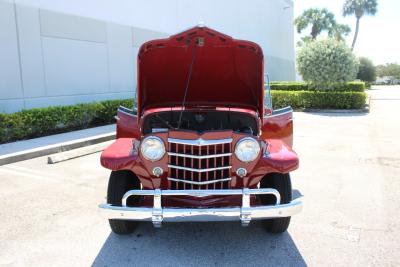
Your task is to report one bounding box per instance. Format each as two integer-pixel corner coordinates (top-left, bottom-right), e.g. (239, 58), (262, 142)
(329, 23), (351, 41)
(294, 8), (337, 40)
(343, 0), (378, 50)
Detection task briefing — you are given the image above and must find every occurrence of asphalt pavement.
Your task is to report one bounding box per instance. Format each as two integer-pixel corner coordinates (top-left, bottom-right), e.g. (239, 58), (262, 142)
(1, 86), (399, 266)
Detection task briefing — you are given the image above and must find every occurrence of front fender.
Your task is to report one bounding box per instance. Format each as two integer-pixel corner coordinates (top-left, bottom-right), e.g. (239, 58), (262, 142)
(261, 139), (299, 173)
(244, 139), (299, 187)
(100, 138), (164, 189)
(100, 138), (139, 171)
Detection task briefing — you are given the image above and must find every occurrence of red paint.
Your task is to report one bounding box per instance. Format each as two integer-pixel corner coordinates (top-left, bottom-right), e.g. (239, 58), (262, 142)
(136, 26), (264, 117)
(115, 109), (140, 139)
(100, 26), (299, 208)
(100, 138), (138, 170)
(101, 132), (298, 207)
(261, 111), (294, 147)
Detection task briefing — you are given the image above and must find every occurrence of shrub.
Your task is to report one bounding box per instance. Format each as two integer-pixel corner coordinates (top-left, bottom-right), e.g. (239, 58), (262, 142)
(377, 63), (400, 79)
(271, 90), (367, 110)
(269, 81), (365, 91)
(0, 99), (134, 144)
(296, 39), (359, 84)
(343, 81), (365, 91)
(0, 91), (367, 144)
(357, 57), (377, 83)
(269, 82), (309, 91)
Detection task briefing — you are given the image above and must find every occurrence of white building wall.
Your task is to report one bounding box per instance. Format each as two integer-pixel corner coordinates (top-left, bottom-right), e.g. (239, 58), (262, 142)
(0, 0), (294, 113)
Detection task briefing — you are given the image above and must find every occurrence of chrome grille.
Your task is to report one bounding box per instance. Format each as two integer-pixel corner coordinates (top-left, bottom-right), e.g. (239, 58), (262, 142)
(168, 138), (232, 190)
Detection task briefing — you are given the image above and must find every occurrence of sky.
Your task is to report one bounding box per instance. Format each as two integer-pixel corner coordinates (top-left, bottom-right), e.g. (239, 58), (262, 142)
(293, 0), (400, 65)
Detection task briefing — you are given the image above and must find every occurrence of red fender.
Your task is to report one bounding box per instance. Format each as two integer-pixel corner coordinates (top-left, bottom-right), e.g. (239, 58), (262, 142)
(245, 139), (299, 188)
(100, 138), (138, 171)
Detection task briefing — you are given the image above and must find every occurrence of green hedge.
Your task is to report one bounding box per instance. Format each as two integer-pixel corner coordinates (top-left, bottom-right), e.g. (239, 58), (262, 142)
(269, 82), (309, 91)
(0, 90), (367, 144)
(268, 81), (365, 92)
(271, 90), (367, 110)
(0, 99), (133, 144)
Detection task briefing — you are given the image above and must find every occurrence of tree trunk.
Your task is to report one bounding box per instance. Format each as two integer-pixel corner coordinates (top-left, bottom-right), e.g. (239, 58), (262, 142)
(351, 17), (360, 51)
(311, 24), (318, 40)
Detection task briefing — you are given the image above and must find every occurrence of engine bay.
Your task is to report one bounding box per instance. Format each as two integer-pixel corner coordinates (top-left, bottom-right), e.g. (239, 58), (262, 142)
(142, 110), (258, 135)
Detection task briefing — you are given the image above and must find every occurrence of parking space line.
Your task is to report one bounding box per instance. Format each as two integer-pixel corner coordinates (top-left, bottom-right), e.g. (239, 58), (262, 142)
(4, 165), (53, 177)
(0, 166), (57, 183)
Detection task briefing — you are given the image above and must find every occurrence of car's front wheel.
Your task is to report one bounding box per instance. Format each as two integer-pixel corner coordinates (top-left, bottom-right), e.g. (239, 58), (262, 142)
(107, 170), (141, 235)
(259, 173), (292, 234)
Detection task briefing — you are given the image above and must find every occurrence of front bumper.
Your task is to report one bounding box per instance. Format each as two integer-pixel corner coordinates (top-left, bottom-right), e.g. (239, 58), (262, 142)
(99, 188), (303, 227)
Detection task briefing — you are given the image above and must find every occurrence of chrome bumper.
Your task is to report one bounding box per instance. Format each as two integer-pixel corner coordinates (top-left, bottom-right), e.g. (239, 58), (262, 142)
(99, 188), (303, 227)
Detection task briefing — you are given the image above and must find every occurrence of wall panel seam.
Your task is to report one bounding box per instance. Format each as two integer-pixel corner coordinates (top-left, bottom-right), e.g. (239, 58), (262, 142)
(105, 24), (112, 92)
(38, 9), (48, 97)
(2, 91), (133, 101)
(13, 2), (25, 108)
(39, 34), (106, 44)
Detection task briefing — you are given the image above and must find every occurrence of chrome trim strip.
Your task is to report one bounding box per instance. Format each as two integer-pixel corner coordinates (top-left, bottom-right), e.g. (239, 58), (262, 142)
(121, 188), (280, 204)
(273, 106), (293, 114)
(168, 165), (231, 172)
(265, 106), (293, 118)
(167, 177), (231, 185)
(168, 138), (232, 146)
(117, 106), (137, 116)
(167, 152), (232, 159)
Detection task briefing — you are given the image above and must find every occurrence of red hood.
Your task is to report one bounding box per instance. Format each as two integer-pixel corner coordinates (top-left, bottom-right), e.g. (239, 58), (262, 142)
(137, 26), (264, 116)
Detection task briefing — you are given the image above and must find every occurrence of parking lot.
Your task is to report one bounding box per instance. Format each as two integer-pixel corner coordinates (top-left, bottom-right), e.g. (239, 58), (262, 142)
(1, 86), (399, 266)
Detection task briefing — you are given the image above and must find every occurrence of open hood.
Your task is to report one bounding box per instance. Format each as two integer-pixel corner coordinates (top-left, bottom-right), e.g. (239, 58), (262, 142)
(137, 26), (264, 116)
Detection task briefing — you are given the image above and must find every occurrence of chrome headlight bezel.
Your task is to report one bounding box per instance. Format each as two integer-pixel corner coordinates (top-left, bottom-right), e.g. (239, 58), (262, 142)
(234, 137), (261, 163)
(140, 136), (166, 162)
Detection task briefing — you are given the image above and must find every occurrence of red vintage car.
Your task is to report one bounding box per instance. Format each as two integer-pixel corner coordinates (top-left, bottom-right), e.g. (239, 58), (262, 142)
(99, 26), (302, 235)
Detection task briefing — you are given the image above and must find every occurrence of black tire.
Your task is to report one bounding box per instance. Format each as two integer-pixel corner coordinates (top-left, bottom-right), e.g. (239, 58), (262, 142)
(259, 173), (292, 234)
(107, 170), (141, 235)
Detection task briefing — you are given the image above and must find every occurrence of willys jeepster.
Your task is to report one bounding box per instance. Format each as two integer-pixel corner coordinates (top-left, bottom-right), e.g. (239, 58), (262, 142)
(99, 26), (302, 235)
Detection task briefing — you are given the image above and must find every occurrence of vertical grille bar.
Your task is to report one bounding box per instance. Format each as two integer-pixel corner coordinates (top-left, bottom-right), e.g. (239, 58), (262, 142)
(182, 144), (186, 190)
(168, 139), (232, 190)
(213, 144), (217, 190)
(190, 145), (194, 190)
(219, 144), (223, 190)
(206, 146), (209, 185)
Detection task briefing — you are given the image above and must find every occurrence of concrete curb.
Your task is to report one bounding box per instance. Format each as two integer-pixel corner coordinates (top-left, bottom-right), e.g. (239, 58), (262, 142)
(47, 140), (113, 164)
(0, 132), (115, 166)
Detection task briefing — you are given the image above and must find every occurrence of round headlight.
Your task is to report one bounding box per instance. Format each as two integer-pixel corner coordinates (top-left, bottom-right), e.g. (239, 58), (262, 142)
(235, 137), (260, 162)
(140, 136), (165, 161)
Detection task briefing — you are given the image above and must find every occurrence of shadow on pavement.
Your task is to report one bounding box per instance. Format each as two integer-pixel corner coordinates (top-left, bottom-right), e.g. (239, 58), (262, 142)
(93, 221), (306, 266)
(293, 189), (303, 199)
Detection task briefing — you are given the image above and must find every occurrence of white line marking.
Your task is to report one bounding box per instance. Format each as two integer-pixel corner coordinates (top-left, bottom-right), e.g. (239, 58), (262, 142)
(0, 167), (57, 183)
(4, 165), (54, 177)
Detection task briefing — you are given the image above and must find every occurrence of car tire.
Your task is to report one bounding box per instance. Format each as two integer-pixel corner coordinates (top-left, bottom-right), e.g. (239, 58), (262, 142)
(259, 173), (292, 234)
(107, 170), (141, 235)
